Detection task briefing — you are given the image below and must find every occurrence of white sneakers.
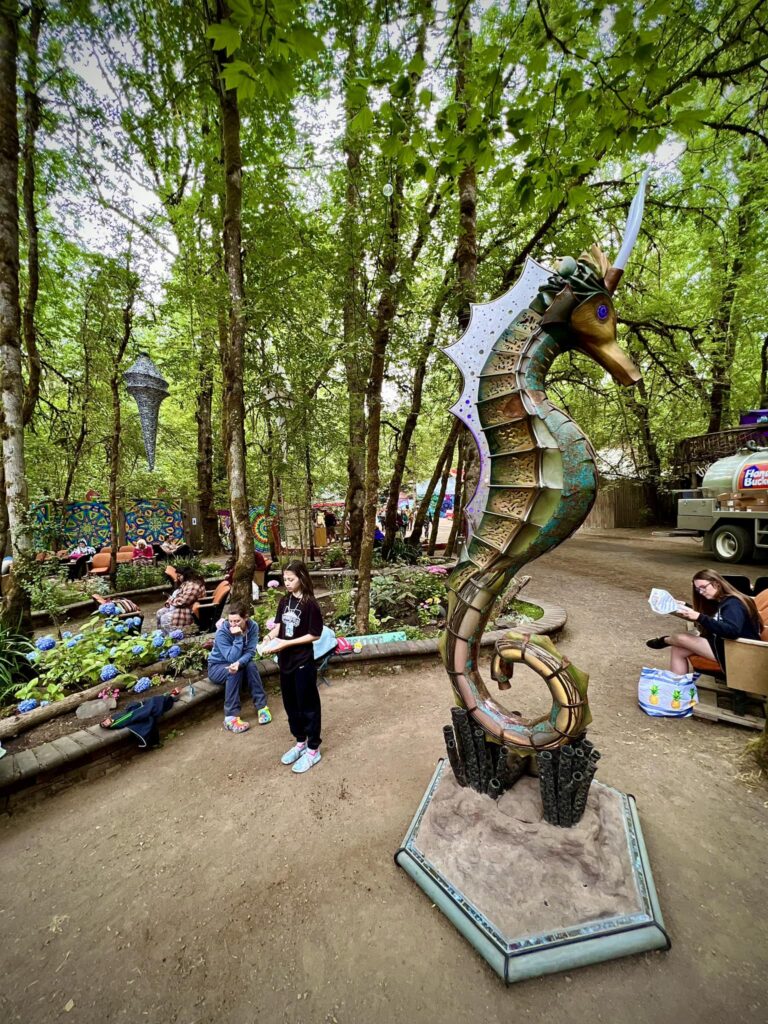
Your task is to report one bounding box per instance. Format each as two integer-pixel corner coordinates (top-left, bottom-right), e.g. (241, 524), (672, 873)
(280, 741), (322, 773)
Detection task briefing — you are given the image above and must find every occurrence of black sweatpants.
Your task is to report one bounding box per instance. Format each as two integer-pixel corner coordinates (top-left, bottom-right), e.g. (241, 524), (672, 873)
(279, 660), (322, 751)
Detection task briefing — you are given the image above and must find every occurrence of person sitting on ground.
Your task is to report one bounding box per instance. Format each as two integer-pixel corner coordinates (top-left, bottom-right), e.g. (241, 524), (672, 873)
(646, 568), (763, 673)
(132, 538), (153, 561)
(207, 603), (271, 733)
(156, 566), (207, 633)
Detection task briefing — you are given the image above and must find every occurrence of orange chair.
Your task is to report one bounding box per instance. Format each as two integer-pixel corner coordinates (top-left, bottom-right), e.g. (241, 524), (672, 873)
(116, 544), (135, 564)
(90, 552), (112, 576)
(193, 581), (231, 632)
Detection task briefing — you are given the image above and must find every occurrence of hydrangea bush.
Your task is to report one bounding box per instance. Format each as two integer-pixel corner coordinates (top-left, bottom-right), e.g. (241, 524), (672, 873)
(13, 614), (188, 706)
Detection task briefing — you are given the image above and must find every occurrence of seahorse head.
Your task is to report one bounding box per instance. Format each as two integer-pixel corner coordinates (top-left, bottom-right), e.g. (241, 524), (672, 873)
(536, 244), (641, 387)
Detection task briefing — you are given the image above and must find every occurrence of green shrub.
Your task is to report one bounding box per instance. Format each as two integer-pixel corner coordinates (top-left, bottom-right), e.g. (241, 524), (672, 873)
(115, 563), (166, 592)
(328, 577), (355, 623)
(0, 620), (35, 707)
(369, 568), (447, 620)
(325, 545), (349, 568)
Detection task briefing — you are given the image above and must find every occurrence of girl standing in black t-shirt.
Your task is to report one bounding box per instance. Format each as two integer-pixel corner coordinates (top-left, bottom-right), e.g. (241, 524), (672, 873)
(265, 560), (324, 773)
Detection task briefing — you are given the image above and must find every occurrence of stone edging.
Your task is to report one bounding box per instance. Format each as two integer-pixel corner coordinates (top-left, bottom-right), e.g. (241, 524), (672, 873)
(0, 600), (565, 809)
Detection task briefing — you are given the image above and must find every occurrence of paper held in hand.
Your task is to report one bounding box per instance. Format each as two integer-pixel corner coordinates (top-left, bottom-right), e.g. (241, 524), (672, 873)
(257, 639), (281, 657)
(648, 588), (686, 615)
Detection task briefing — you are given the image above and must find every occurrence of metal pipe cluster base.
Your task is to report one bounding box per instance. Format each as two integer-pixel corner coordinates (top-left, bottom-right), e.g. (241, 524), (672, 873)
(395, 760), (670, 985)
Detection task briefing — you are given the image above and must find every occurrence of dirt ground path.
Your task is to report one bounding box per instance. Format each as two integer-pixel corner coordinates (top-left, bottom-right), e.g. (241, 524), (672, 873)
(1, 530), (766, 1024)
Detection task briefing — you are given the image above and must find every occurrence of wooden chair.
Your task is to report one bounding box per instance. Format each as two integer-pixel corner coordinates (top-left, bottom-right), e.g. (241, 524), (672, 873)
(192, 581), (231, 632)
(116, 544), (135, 564)
(90, 552), (112, 576)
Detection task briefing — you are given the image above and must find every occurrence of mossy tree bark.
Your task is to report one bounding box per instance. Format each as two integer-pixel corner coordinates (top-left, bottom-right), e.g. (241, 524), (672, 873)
(0, 2), (32, 629)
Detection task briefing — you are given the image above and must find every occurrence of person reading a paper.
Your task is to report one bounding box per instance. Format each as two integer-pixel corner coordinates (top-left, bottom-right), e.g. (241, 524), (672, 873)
(646, 569), (762, 673)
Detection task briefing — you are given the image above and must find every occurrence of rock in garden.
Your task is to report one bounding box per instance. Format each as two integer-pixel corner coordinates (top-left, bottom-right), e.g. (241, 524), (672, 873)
(76, 697), (117, 720)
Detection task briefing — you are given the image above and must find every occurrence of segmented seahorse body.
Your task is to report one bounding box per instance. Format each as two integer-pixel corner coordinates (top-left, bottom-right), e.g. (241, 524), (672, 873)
(439, 254), (639, 751)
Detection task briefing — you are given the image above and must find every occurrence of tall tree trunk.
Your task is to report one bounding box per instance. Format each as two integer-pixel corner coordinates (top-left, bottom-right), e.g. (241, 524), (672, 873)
(196, 355), (220, 554)
(20, 0), (43, 426)
(760, 334), (768, 409)
(454, 0), (477, 333)
(305, 437), (315, 561)
(211, 6), (255, 606)
(382, 275), (451, 556)
(342, 19), (366, 567)
(409, 416), (460, 548)
(108, 274), (134, 576)
(707, 166), (752, 433)
(429, 425), (460, 555)
(444, 436), (466, 559)
(0, 2), (31, 628)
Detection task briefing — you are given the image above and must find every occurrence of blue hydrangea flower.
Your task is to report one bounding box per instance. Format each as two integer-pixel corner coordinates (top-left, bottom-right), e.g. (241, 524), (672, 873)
(40, 700), (50, 707)
(151, 635), (164, 649)
(62, 630), (73, 639)
(133, 677), (151, 693)
(152, 630), (163, 638)
(141, 632), (149, 639)
(100, 664), (119, 682)
(109, 647), (117, 657)
(98, 602), (118, 616)
(95, 644), (107, 654)
(66, 639), (79, 648)
(167, 644), (182, 658)
(35, 635), (56, 651)
(114, 624), (126, 634)
(131, 644), (144, 655)
(170, 630), (184, 641)
(18, 698), (38, 713)
(25, 650), (40, 664)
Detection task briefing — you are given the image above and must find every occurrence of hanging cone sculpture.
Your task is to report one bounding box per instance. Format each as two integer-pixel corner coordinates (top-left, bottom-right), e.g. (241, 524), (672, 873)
(123, 353), (169, 471)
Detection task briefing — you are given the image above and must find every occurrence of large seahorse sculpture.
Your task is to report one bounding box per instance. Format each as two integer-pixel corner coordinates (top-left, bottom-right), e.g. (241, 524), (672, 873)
(438, 178), (647, 754)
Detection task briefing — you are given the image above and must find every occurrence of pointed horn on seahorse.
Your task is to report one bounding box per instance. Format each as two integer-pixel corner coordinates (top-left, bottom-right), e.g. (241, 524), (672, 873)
(604, 169), (650, 294)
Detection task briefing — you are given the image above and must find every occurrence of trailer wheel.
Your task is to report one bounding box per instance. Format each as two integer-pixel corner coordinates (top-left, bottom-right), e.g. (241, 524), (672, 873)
(711, 524), (753, 564)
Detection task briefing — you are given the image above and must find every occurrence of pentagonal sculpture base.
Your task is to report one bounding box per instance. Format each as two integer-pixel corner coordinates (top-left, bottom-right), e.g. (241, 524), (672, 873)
(395, 760), (669, 984)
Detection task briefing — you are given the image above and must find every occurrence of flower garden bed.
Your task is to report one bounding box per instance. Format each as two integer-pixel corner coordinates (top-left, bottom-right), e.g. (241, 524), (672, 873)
(0, 597), (565, 810)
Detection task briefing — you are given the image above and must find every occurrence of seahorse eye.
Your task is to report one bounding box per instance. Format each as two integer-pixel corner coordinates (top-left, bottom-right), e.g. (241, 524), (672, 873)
(596, 303), (609, 322)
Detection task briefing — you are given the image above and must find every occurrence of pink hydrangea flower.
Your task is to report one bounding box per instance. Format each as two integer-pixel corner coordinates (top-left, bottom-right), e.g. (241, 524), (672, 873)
(266, 618), (276, 630)
(427, 565), (447, 575)
(267, 580), (279, 589)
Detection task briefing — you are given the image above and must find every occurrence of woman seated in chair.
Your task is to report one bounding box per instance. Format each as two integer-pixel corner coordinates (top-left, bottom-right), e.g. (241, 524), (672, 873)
(66, 537), (95, 580)
(156, 566), (207, 633)
(646, 568), (763, 673)
(132, 538), (154, 561)
(155, 533), (192, 560)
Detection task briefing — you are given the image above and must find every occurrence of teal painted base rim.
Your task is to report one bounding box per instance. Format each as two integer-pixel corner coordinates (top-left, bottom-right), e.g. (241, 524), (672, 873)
(395, 760), (671, 984)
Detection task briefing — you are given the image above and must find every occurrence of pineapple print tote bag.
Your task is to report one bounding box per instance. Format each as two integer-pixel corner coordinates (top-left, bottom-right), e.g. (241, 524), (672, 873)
(638, 666), (699, 717)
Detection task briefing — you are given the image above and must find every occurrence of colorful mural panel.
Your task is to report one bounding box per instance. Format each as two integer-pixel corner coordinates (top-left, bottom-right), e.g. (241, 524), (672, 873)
(124, 500), (183, 543)
(217, 506), (278, 553)
(62, 502), (112, 549)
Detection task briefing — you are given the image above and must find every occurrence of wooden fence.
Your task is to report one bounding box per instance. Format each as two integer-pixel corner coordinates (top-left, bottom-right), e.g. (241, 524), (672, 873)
(581, 480), (656, 531)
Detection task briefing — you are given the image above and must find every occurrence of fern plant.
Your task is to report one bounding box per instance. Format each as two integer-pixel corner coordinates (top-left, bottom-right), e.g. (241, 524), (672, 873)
(0, 621), (35, 706)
